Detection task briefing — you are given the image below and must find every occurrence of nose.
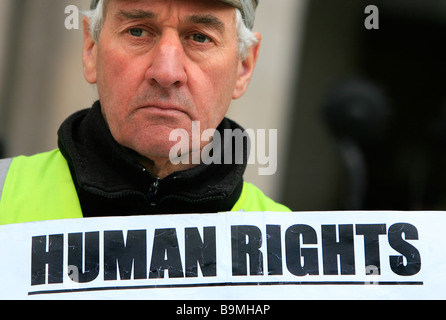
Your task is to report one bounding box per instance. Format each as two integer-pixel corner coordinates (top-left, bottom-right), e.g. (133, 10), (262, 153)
(146, 31), (188, 88)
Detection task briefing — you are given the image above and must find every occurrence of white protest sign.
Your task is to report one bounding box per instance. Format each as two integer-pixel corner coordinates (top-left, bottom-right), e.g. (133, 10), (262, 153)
(0, 211), (443, 300)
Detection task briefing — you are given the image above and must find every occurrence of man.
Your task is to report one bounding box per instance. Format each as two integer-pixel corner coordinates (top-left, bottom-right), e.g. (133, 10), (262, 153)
(0, 0), (289, 225)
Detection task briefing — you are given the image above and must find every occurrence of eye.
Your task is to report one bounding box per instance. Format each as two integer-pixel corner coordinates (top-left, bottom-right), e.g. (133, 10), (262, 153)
(191, 33), (211, 43)
(128, 28), (146, 37)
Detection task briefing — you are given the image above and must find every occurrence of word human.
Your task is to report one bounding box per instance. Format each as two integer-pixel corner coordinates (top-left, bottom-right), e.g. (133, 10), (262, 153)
(169, 121), (277, 176)
(31, 228), (217, 285)
(30, 223), (421, 286)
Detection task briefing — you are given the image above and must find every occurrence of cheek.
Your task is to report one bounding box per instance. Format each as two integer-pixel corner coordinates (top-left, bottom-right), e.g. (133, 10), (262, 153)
(97, 48), (141, 115)
(98, 49), (130, 94)
(196, 59), (239, 124)
(96, 49), (134, 138)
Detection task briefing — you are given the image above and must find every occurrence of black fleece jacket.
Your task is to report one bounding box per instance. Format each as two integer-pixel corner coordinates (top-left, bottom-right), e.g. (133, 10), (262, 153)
(57, 101), (247, 217)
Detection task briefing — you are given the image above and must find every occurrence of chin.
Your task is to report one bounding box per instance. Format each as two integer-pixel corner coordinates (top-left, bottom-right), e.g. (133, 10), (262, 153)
(132, 139), (179, 160)
(118, 126), (191, 160)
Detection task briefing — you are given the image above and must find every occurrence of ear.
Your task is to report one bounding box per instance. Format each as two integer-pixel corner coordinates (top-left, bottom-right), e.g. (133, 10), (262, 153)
(82, 16), (98, 84)
(232, 32), (261, 100)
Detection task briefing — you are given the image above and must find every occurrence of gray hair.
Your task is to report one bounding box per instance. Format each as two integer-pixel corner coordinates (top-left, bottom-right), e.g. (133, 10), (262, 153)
(84, 0), (258, 60)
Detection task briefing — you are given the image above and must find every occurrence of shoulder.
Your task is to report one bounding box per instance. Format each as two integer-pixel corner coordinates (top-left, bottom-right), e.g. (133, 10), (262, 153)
(0, 149), (82, 225)
(3, 149), (64, 181)
(232, 182), (291, 212)
(2, 149), (69, 191)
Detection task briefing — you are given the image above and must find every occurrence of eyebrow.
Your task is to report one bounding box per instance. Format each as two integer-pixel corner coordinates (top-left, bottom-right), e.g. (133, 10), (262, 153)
(117, 9), (157, 21)
(116, 10), (226, 34)
(185, 14), (226, 34)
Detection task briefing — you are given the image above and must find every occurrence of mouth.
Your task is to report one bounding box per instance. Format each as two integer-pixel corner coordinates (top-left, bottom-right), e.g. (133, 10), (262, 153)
(138, 104), (188, 116)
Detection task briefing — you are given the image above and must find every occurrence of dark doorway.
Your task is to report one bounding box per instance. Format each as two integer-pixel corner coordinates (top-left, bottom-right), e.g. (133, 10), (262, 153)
(359, 9), (446, 210)
(282, 0), (446, 211)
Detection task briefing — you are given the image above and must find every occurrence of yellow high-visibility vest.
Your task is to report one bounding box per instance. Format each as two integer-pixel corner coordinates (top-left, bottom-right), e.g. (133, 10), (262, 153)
(0, 149), (290, 225)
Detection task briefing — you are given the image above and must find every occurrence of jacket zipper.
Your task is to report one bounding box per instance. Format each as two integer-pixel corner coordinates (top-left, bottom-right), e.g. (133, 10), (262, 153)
(147, 178), (161, 206)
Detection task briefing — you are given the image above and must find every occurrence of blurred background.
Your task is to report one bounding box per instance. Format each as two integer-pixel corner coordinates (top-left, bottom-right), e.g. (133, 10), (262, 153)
(1, 0), (446, 212)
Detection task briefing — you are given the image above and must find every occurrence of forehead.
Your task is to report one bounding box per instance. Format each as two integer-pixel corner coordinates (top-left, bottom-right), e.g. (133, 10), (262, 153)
(104, 0), (236, 24)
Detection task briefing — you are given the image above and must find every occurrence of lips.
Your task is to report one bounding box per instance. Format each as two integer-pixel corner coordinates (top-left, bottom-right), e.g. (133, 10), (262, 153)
(138, 104), (187, 116)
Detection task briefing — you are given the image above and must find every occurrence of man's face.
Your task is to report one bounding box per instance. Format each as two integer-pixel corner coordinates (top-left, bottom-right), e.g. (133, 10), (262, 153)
(83, 0), (260, 161)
